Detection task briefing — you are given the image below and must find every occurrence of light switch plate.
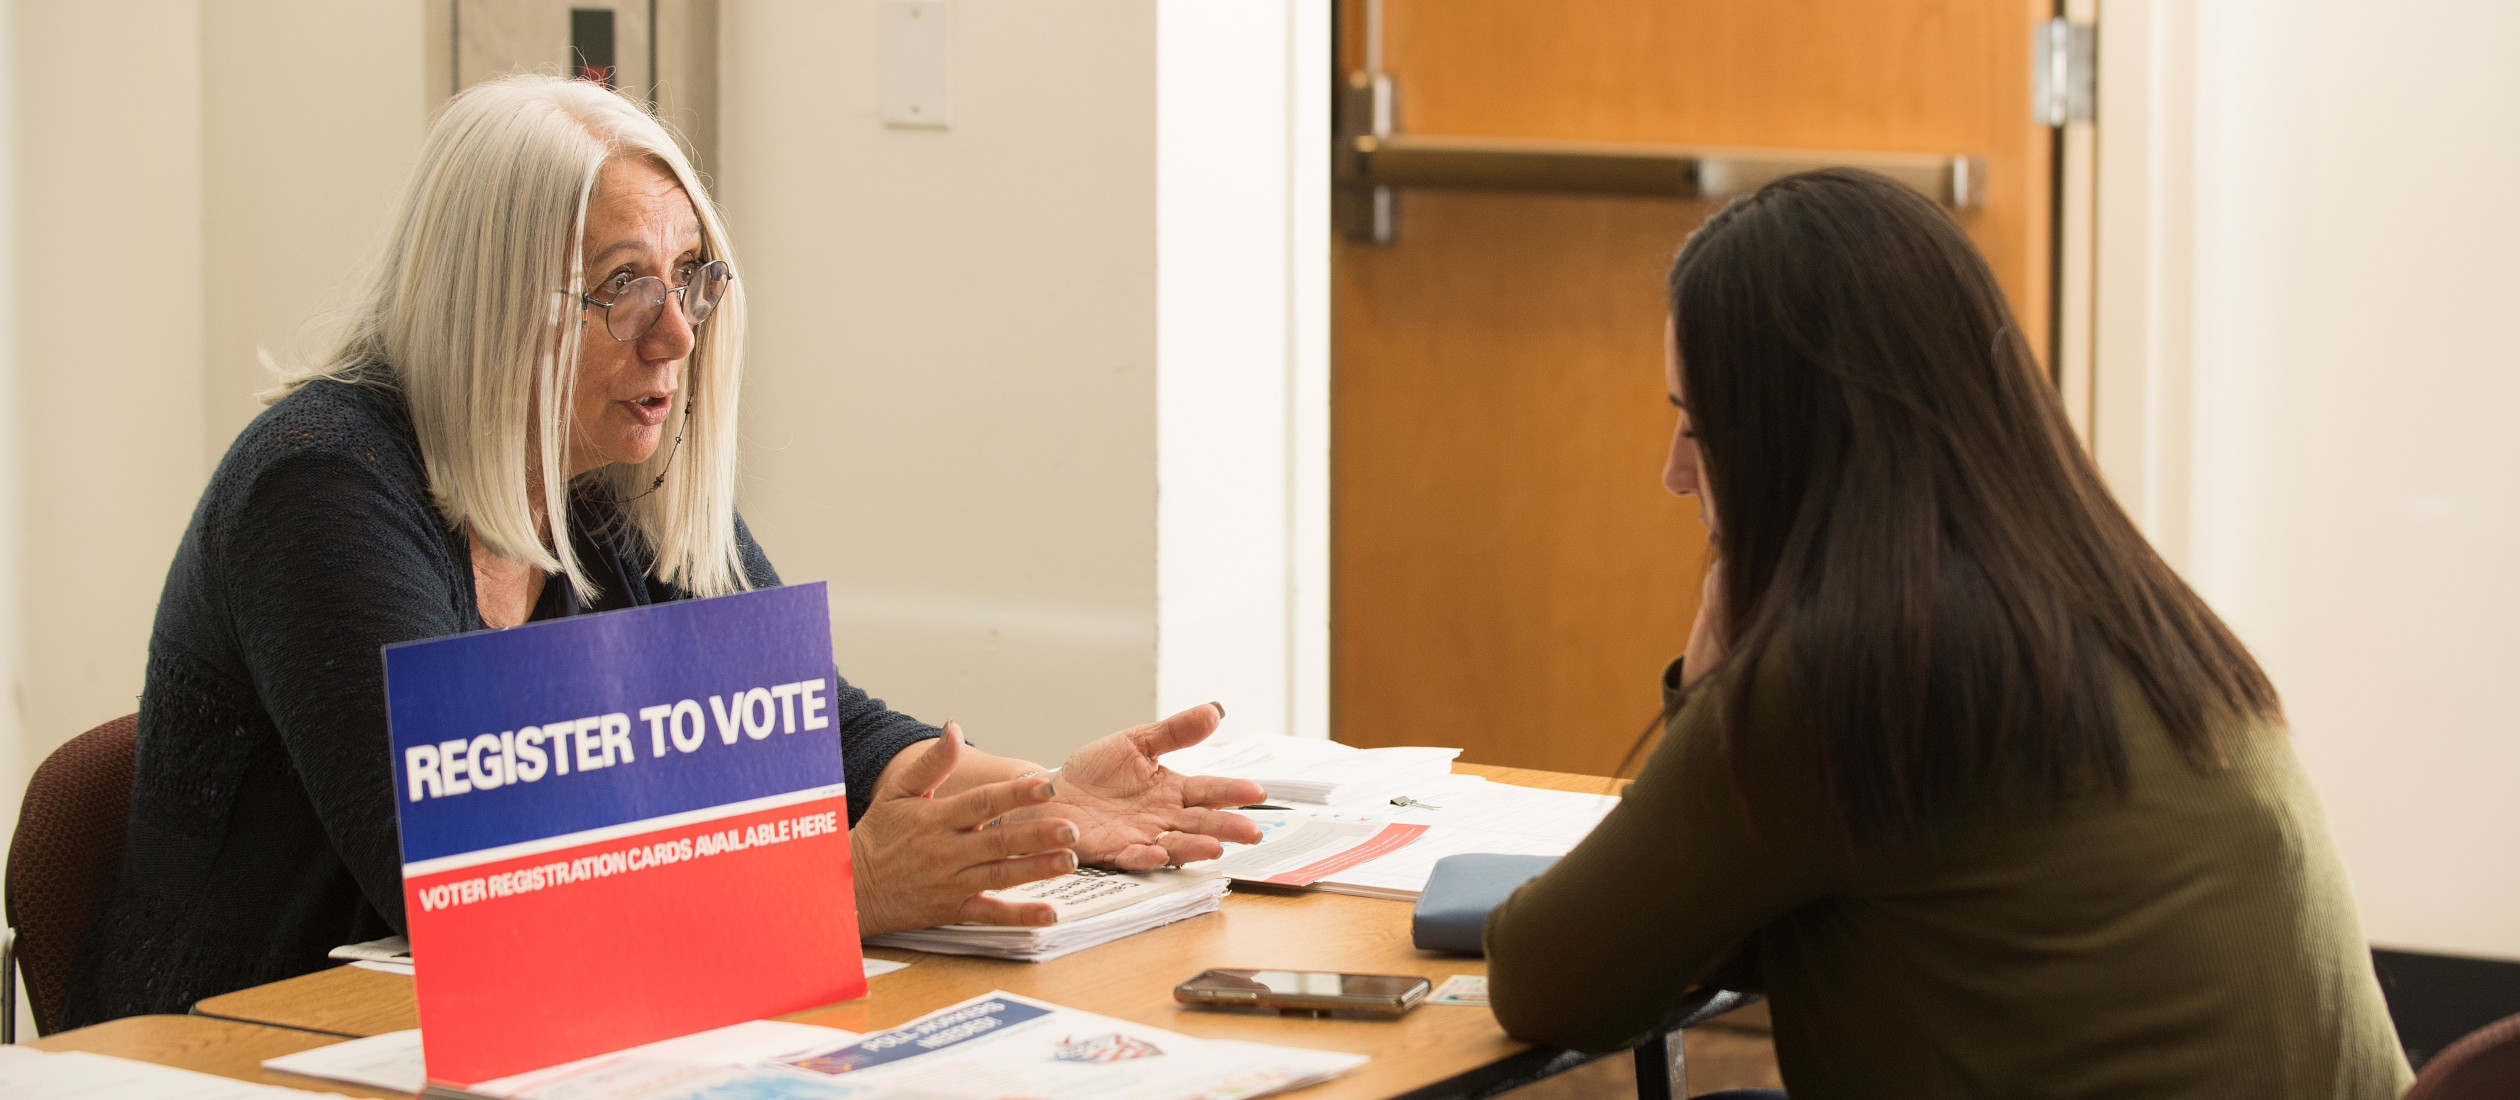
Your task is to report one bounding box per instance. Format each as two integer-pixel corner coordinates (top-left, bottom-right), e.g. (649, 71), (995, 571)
(882, 0), (952, 128)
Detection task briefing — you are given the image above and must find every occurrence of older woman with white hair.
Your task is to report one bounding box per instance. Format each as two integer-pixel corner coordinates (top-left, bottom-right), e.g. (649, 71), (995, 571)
(61, 74), (1265, 1026)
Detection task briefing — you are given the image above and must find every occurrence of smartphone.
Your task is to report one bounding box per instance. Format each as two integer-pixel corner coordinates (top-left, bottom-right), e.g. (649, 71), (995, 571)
(1174, 968), (1432, 1018)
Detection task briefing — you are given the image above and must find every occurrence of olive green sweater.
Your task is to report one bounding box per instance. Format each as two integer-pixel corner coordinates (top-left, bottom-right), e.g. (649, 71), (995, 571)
(1486, 661), (2411, 1099)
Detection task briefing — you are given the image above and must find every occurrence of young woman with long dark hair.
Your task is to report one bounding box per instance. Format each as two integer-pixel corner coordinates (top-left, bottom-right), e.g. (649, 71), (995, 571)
(1483, 169), (2409, 1098)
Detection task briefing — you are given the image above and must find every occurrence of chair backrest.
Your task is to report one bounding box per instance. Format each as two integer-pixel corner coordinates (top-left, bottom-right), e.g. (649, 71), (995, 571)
(5, 713), (137, 1036)
(2405, 1011), (2520, 1100)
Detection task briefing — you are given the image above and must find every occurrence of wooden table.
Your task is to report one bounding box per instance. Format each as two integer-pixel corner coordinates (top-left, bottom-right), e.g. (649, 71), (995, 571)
(25, 1014), (406, 1097)
(168, 764), (1651, 1098)
(192, 964), (419, 1038)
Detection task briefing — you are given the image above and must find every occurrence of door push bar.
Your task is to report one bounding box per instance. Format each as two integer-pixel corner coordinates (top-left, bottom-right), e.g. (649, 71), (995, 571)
(1335, 71), (1987, 244)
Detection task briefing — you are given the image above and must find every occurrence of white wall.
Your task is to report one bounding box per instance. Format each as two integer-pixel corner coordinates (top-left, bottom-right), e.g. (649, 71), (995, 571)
(4, 0), (203, 1037)
(0, 1), (425, 990)
(717, 1), (1157, 768)
(2097, 0), (2520, 960)
(1, 0), (426, 792)
(202, 4), (428, 468)
(1155, 2), (1329, 740)
(0, 0), (20, 1046)
(2091, 0), (2196, 559)
(6, 0), (208, 859)
(719, 0), (1325, 765)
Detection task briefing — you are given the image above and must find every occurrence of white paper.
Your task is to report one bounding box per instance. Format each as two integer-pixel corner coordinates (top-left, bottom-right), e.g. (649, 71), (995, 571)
(264, 1029), (427, 1092)
(1427, 974), (1490, 1006)
(1310, 775), (1618, 897)
(1366, 772), (1622, 831)
(776, 990), (1365, 1100)
(1158, 735), (1461, 804)
(1183, 773), (1619, 899)
(1197, 810), (1428, 887)
(475, 1019), (860, 1098)
(969, 866), (1221, 924)
(327, 934), (411, 964)
(2, 1045), (361, 1099)
(262, 1020), (858, 1097)
(866, 869), (1226, 962)
(503, 1062), (858, 1099)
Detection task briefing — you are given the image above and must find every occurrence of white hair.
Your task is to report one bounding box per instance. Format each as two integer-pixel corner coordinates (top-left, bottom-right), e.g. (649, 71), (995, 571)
(274, 73), (750, 601)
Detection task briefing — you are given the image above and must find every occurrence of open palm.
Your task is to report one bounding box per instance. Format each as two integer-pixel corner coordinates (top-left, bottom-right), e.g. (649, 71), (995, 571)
(1018, 704), (1265, 870)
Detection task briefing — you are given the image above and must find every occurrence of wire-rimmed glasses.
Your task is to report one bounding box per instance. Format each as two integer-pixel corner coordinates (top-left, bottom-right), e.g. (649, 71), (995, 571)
(581, 259), (733, 342)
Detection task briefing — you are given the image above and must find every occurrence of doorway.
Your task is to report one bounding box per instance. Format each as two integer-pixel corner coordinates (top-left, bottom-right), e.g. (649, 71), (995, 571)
(1330, 0), (2063, 775)
(426, 0), (718, 175)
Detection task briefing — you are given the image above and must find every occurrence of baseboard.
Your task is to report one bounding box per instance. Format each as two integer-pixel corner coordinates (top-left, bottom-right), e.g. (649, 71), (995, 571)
(2370, 947), (2520, 1068)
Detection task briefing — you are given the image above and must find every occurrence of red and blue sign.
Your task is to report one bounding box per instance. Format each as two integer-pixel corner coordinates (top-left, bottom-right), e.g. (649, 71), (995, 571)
(385, 582), (866, 1085)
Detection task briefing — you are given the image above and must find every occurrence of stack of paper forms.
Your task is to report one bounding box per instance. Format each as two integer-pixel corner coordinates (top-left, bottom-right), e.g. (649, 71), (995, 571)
(1297, 773), (1619, 898)
(1189, 772), (1622, 901)
(864, 867), (1226, 962)
(1157, 734), (1462, 804)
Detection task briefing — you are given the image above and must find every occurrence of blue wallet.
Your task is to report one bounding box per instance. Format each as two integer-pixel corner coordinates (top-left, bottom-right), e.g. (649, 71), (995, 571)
(1410, 853), (1560, 955)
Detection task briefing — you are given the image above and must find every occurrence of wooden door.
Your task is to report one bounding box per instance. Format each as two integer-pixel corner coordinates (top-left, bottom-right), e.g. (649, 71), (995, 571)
(1333, 0), (2055, 774)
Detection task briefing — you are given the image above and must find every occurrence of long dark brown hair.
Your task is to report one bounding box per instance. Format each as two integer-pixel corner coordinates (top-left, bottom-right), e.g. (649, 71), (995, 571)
(1667, 168), (2278, 840)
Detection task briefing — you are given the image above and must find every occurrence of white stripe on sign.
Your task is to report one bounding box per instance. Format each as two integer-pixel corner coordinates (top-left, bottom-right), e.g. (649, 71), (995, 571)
(401, 782), (848, 878)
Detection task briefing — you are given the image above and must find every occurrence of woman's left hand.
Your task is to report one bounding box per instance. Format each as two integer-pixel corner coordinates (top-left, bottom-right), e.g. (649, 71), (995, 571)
(1011, 703), (1265, 871)
(1681, 558), (1728, 689)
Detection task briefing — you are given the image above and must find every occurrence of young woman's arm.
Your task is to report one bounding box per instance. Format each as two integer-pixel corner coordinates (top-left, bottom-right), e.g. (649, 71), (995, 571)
(1484, 667), (1843, 1053)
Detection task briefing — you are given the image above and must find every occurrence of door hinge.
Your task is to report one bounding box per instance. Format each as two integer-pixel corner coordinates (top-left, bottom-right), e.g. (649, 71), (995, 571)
(2034, 18), (2096, 126)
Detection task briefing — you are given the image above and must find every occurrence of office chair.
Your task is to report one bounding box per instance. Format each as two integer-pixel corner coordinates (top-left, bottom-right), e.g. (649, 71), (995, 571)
(3, 713), (138, 1042)
(2404, 1011), (2520, 1100)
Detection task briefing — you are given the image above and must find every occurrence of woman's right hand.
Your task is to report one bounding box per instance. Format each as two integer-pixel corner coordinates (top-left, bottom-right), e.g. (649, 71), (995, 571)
(1681, 560), (1727, 689)
(849, 723), (1081, 937)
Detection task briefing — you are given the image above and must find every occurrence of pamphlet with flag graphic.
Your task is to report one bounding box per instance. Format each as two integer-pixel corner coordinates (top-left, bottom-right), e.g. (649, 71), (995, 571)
(384, 581), (864, 1085)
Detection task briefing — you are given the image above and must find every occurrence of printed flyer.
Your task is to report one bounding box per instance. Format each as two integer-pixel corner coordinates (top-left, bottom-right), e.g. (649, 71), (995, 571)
(776, 991), (1367, 1099)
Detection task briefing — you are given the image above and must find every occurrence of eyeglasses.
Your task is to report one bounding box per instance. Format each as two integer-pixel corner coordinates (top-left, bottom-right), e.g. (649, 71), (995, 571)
(580, 260), (733, 342)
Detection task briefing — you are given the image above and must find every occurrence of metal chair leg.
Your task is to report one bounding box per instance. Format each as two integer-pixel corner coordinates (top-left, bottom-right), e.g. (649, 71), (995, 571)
(3, 925), (18, 1043)
(1634, 1026), (1684, 1100)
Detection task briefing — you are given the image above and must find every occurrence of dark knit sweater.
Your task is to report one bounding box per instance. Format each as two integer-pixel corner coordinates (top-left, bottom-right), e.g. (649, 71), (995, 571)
(61, 376), (938, 1027)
